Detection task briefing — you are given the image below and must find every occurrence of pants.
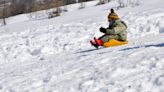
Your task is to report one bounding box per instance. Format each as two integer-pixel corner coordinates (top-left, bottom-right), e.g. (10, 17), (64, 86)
(99, 34), (120, 43)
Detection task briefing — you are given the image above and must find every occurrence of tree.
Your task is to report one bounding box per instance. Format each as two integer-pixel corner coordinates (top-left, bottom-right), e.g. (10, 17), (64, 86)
(99, 0), (105, 4)
(2, 0), (6, 25)
(63, 0), (68, 12)
(96, 0), (111, 5)
(117, 0), (140, 9)
(79, 0), (86, 9)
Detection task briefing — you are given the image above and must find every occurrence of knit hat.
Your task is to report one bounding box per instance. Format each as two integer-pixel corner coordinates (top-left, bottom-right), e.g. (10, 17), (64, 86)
(108, 9), (119, 20)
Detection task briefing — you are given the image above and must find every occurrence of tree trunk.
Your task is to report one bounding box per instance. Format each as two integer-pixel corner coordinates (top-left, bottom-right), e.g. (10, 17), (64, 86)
(2, 0), (6, 25)
(79, 2), (85, 9)
(99, 0), (105, 4)
(3, 18), (6, 25)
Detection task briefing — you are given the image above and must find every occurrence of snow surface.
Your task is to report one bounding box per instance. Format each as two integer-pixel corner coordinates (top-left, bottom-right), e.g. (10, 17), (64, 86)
(0, 0), (164, 92)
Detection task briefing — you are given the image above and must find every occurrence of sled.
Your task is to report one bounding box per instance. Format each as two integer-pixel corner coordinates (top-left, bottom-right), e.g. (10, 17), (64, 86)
(103, 39), (128, 47)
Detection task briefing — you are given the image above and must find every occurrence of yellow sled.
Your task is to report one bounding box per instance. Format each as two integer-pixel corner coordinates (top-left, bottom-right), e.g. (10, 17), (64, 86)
(103, 39), (128, 47)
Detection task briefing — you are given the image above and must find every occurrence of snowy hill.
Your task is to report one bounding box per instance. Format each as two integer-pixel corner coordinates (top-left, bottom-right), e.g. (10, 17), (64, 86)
(0, 0), (164, 92)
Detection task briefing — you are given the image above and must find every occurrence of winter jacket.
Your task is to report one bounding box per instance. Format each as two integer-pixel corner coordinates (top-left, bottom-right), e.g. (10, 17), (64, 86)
(100, 19), (127, 42)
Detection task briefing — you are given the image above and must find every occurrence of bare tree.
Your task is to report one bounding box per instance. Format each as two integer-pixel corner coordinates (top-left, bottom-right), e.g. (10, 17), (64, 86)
(55, 0), (63, 15)
(0, 0), (83, 20)
(117, 0), (140, 9)
(79, 0), (86, 9)
(79, 2), (85, 9)
(99, 0), (105, 4)
(45, 0), (63, 18)
(2, 0), (6, 25)
(96, 0), (110, 5)
(117, 0), (125, 8)
(63, 0), (68, 12)
(107, 0), (111, 2)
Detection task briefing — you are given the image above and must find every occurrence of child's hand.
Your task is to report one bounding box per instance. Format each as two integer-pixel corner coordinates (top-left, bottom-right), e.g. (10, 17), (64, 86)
(99, 27), (106, 33)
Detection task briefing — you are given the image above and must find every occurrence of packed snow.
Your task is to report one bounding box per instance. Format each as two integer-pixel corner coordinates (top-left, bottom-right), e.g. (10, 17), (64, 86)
(0, 0), (164, 92)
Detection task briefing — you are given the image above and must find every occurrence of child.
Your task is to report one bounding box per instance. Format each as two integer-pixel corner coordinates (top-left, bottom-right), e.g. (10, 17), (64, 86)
(90, 9), (127, 48)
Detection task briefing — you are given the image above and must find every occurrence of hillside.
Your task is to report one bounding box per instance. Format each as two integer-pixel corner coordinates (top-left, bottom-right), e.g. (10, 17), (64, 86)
(0, 0), (164, 92)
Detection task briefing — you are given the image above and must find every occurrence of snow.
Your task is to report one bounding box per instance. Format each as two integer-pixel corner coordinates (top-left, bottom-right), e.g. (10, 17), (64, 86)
(0, 0), (164, 92)
(6, 14), (29, 24)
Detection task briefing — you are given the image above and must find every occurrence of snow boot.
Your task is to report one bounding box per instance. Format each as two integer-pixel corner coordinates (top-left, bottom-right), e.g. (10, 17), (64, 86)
(94, 37), (103, 46)
(90, 40), (99, 49)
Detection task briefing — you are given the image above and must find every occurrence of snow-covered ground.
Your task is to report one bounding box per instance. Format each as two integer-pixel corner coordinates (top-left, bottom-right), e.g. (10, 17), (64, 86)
(0, 0), (164, 92)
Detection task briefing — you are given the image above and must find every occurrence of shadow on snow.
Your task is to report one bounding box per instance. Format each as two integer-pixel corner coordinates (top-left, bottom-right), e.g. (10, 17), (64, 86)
(76, 48), (99, 53)
(120, 43), (164, 51)
(76, 43), (164, 54)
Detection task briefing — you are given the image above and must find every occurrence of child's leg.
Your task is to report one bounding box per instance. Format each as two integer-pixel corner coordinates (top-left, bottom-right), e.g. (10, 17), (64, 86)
(94, 37), (103, 46)
(100, 35), (119, 43)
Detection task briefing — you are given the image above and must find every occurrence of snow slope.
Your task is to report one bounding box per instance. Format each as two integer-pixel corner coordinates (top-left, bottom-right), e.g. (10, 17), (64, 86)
(0, 0), (164, 92)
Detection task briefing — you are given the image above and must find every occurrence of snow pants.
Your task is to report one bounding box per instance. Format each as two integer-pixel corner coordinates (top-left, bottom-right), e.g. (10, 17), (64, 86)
(99, 34), (120, 43)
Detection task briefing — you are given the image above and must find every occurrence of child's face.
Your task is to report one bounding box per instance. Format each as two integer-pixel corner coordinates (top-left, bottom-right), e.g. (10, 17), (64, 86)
(108, 18), (113, 22)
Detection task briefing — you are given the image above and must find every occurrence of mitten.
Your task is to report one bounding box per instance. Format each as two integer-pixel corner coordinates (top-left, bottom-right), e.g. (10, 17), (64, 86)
(108, 25), (113, 29)
(99, 27), (106, 33)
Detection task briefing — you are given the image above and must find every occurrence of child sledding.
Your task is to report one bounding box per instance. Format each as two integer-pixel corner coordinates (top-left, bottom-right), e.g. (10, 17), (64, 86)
(90, 9), (128, 48)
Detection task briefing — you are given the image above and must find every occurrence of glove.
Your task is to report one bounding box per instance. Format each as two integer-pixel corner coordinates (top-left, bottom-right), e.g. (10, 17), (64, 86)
(108, 25), (113, 29)
(99, 27), (106, 33)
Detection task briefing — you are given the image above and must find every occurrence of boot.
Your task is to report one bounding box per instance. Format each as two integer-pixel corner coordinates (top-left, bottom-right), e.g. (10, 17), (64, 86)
(94, 37), (103, 46)
(90, 40), (99, 49)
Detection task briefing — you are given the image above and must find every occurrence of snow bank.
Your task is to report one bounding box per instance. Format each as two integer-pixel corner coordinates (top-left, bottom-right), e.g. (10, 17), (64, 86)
(0, 22), (97, 64)
(6, 14), (30, 24)
(123, 9), (164, 40)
